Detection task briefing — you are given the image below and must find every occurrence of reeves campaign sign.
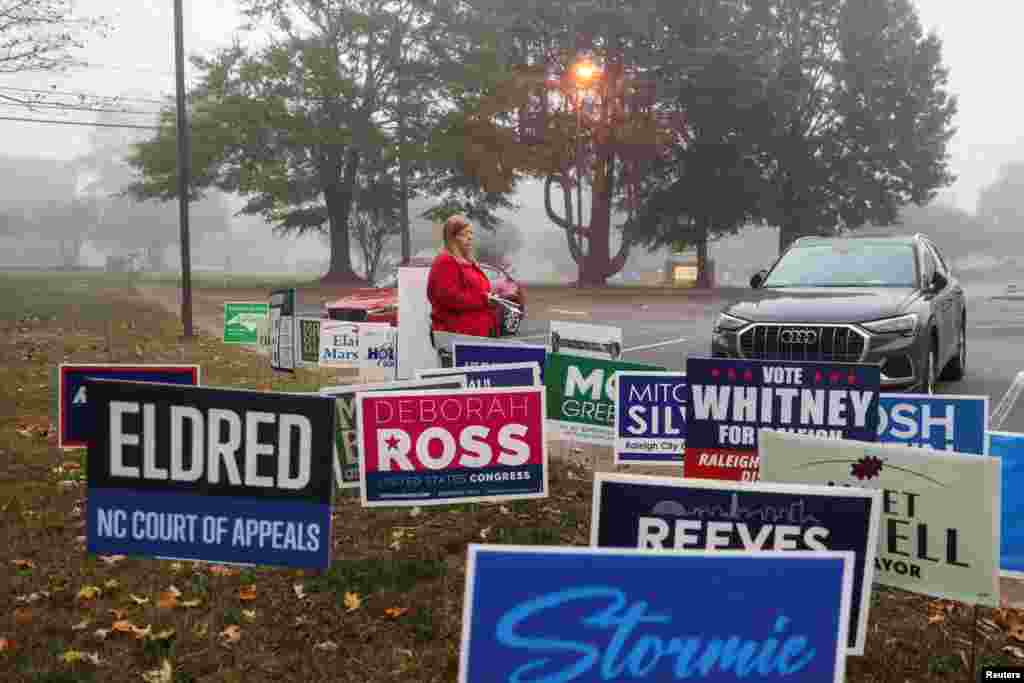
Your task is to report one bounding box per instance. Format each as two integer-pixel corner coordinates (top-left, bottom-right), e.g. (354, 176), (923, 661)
(759, 429), (1001, 607)
(546, 353), (663, 446)
(459, 545), (854, 683)
(417, 362), (540, 389)
(84, 379), (336, 569)
(987, 431), (1024, 576)
(58, 364), (200, 449)
(453, 341), (548, 381)
(590, 472), (881, 655)
(878, 393), (988, 454)
(614, 371), (687, 466)
(684, 358), (880, 482)
(321, 376), (467, 490)
(356, 387), (548, 507)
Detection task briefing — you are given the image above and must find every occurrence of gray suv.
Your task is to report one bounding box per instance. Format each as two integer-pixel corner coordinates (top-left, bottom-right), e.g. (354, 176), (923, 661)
(710, 233), (966, 393)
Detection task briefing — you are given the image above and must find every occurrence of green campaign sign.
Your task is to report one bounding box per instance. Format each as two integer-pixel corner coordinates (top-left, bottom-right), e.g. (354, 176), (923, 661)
(545, 352), (662, 446)
(223, 302), (269, 345)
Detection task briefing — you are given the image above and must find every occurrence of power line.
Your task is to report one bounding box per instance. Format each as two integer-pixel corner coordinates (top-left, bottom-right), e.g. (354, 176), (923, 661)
(0, 99), (163, 116)
(0, 85), (171, 106)
(0, 115), (160, 130)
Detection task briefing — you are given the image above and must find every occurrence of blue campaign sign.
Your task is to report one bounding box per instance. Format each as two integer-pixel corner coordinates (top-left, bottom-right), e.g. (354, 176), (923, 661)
(590, 473), (881, 655)
(460, 544), (854, 683)
(86, 378), (335, 569)
(878, 393), (988, 454)
(614, 371), (687, 465)
(453, 342), (547, 381)
(417, 361), (540, 389)
(988, 431), (1024, 575)
(59, 364), (200, 449)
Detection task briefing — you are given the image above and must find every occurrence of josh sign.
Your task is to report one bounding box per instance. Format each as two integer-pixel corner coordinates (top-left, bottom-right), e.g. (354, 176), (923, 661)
(590, 472), (881, 654)
(85, 379), (336, 569)
(614, 371), (687, 465)
(877, 393), (988, 454)
(357, 387), (548, 507)
(685, 357), (880, 481)
(459, 545), (854, 683)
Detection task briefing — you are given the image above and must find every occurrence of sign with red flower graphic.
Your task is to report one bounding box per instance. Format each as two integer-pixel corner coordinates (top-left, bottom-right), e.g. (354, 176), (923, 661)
(758, 429), (1001, 607)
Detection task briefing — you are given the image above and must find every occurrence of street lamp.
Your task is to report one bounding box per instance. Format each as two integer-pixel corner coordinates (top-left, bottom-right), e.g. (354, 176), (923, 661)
(572, 60), (601, 251)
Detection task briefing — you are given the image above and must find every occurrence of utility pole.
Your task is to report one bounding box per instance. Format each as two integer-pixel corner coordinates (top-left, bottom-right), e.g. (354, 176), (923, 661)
(173, 0), (193, 338)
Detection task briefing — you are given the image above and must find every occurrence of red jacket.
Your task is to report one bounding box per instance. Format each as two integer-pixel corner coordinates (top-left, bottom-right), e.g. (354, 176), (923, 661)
(427, 251), (496, 337)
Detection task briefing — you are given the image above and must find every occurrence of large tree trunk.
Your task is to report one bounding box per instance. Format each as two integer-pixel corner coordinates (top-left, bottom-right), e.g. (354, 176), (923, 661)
(320, 148), (364, 285)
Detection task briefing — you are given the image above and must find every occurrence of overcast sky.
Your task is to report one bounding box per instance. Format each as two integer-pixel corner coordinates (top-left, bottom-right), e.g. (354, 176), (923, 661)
(0, 0), (1017, 214)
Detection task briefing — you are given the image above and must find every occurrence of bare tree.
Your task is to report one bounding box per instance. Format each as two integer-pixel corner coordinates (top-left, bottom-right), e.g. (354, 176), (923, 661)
(0, 0), (110, 74)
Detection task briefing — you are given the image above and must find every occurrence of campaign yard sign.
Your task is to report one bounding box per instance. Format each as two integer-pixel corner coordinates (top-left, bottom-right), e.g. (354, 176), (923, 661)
(58, 364), (200, 449)
(549, 320), (623, 360)
(759, 429), (1001, 607)
(320, 376), (468, 490)
(84, 379), (336, 569)
(297, 317), (322, 368)
(459, 544), (854, 683)
(614, 371), (687, 465)
(223, 302), (269, 345)
(359, 323), (397, 376)
(453, 341), (548, 381)
(590, 472), (881, 654)
(684, 357), (881, 482)
(417, 362), (540, 389)
(356, 387), (548, 507)
(878, 393), (988, 454)
(546, 352), (663, 446)
(318, 320), (361, 368)
(269, 288), (296, 372)
(987, 431), (1024, 576)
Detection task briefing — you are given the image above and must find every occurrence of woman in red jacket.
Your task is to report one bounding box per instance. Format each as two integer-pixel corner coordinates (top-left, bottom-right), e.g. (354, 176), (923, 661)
(427, 215), (497, 338)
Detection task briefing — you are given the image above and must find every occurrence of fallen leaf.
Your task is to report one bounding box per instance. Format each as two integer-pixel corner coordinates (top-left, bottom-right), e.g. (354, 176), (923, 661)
(14, 608), (34, 625)
(1004, 645), (1024, 659)
(99, 555), (126, 566)
(93, 629), (110, 641)
(169, 562), (184, 573)
(131, 624), (153, 640)
(103, 579), (120, 591)
(11, 559), (35, 570)
(344, 592), (361, 611)
(156, 591), (178, 610)
(0, 638), (11, 652)
(928, 613), (945, 625)
(60, 650), (102, 665)
(15, 591), (49, 604)
(128, 594), (150, 605)
(179, 598), (202, 608)
(219, 625), (241, 645)
(191, 622), (209, 638)
(77, 585), (102, 601)
(295, 616), (314, 626)
(112, 620), (135, 634)
(209, 565), (237, 577)
(314, 641), (339, 651)
(72, 619), (91, 632)
(141, 659), (173, 683)
(499, 505), (511, 515)
(293, 584), (307, 600)
(108, 609), (128, 620)
(241, 610), (257, 623)
(384, 607), (409, 618)
(151, 628), (175, 642)
(409, 507), (422, 518)
(238, 584), (257, 601)
(479, 527), (491, 540)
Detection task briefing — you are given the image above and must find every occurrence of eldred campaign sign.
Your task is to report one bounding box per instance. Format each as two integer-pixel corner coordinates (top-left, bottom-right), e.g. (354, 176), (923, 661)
(614, 371), (687, 465)
(590, 472), (881, 655)
(685, 357), (880, 481)
(321, 376), (467, 490)
(59, 364), (200, 449)
(85, 379), (336, 569)
(417, 362), (540, 389)
(759, 429), (1001, 607)
(459, 545), (854, 683)
(546, 353), (663, 446)
(357, 387), (547, 507)
(878, 393), (987, 454)
(987, 431), (1024, 575)
(453, 341), (548, 381)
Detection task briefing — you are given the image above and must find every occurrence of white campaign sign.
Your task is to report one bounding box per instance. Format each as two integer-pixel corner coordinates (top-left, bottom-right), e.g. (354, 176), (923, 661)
(758, 429), (1001, 607)
(549, 320), (623, 360)
(359, 323), (396, 375)
(319, 320), (362, 368)
(397, 266), (436, 379)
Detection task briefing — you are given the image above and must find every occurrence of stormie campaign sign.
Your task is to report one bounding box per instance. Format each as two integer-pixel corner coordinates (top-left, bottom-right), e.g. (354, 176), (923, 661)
(321, 376), (467, 490)
(877, 393), (987, 454)
(614, 371), (687, 465)
(684, 357), (880, 481)
(759, 429), (1001, 607)
(459, 544), (854, 683)
(590, 472), (881, 654)
(85, 379), (336, 569)
(417, 362), (540, 389)
(987, 431), (1024, 576)
(356, 387), (547, 507)
(59, 364), (200, 449)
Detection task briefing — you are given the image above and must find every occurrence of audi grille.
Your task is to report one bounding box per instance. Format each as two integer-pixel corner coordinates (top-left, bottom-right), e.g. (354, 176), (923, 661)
(738, 324), (868, 363)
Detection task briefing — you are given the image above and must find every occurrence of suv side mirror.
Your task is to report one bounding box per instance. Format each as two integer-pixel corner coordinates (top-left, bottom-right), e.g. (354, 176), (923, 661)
(750, 270), (767, 289)
(930, 271), (948, 292)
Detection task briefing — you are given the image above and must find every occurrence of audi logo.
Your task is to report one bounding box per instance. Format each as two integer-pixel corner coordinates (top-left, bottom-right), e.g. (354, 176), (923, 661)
(779, 329), (819, 345)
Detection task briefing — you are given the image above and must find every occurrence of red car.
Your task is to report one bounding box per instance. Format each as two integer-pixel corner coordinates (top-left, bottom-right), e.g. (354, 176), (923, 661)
(324, 257), (526, 336)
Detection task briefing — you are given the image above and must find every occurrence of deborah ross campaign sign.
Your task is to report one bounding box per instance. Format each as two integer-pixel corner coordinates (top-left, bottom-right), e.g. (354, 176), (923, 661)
(877, 393), (988, 454)
(986, 431), (1024, 576)
(614, 371), (687, 466)
(759, 429), (1001, 607)
(58, 364), (200, 449)
(417, 362), (541, 389)
(453, 341), (548, 381)
(85, 379), (335, 569)
(356, 387), (548, 507)
(546, 353), (663, 446)
(590, 472), (881, 655)
(684, 357), (880, 482)
(459, 545), (854, 683)
(320, 376), (468, 490)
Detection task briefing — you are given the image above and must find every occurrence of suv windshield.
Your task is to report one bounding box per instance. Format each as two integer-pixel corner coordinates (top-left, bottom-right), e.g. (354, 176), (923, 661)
(762, 242), (917, 288)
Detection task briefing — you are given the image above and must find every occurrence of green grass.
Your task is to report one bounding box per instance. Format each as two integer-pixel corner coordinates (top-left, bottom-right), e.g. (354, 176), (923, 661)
(304, 557), (447, 600)
(136, 271), (321, 290)
(0, 271), (139, 322)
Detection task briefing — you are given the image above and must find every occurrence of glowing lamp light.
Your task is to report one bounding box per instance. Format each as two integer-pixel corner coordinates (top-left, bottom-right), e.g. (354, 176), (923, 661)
(574, 61), (598, 82)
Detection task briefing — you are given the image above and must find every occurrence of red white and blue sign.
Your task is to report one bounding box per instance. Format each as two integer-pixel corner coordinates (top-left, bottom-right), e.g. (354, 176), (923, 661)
(684, 357), (880, 481)
(459, 544), (854, 683)
(613, 371), (687, 466)
(356, 387), (548, 507)
(453, 342), (548, 381)
(590, 472), (881, 655)
(85, 379), (335, 569)
(878, 393), (988, 454)
(58, 363), (200, 449)
(988, 430), (1024, 576)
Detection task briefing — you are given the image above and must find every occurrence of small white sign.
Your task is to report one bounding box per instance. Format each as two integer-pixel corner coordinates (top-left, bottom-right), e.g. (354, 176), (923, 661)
(550, 320), (623, 360)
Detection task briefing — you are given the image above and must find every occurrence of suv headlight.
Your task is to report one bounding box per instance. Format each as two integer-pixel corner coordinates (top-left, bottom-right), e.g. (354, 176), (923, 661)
(714, 313), (748, 333)
(861, 313), (918, 335)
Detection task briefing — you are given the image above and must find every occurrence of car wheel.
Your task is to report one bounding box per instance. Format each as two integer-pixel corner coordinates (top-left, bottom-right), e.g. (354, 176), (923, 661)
(551, 332), (560, 354)
(939, 318), (966, 381)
